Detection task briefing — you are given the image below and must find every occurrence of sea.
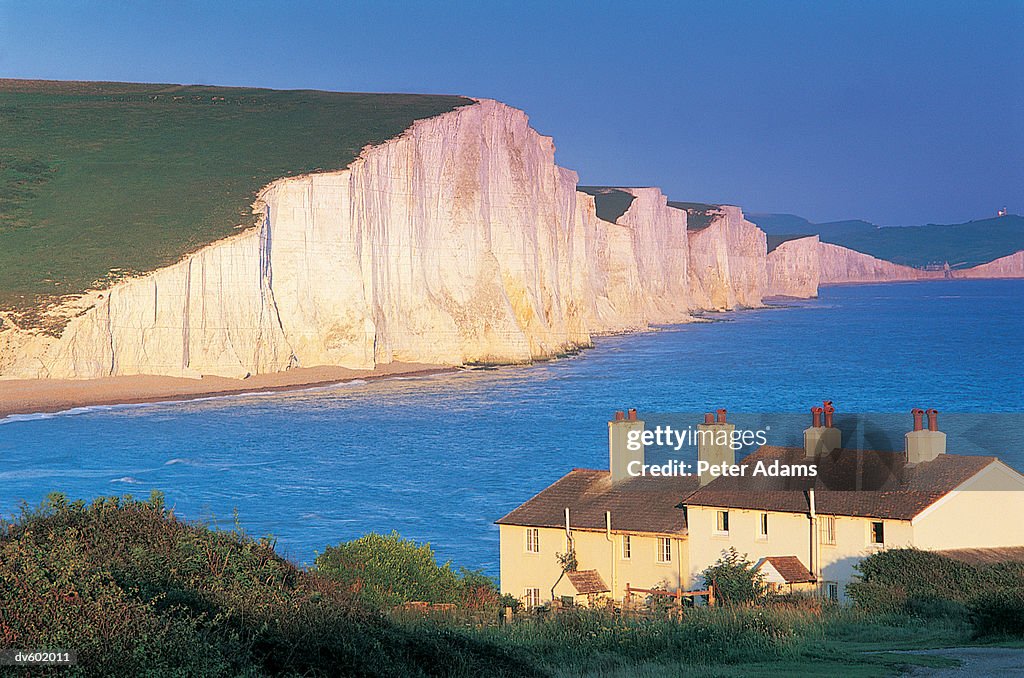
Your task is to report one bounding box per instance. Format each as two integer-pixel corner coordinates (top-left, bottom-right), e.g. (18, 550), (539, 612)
(1, 279), (1021, 575)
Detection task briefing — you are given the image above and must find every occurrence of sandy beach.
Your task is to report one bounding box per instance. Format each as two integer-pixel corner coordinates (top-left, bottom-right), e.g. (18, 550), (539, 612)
(0, 362), (455, 419)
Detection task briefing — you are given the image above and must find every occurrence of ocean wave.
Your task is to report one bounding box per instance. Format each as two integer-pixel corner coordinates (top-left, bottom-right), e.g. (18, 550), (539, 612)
(110, 476), (143, 484)
(0, 374), (420, 426)
(0, 401), (160, 425)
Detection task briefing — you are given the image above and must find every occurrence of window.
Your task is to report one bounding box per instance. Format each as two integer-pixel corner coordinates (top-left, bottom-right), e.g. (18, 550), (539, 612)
(525, 528), (540, 553)
(657, 537), (672, 563)
(524, 588), (541, 609)
(821, 516), (836, 545)
(825, 582), (839, 602)
(758, 512), (769, 539)
(870, 521), (884, 546)
(715, 510), (730, 535)
(622, 535), (631, 560)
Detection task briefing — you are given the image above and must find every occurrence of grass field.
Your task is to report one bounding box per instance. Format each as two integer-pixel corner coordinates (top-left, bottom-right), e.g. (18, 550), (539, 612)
(0, 79), (469, 318)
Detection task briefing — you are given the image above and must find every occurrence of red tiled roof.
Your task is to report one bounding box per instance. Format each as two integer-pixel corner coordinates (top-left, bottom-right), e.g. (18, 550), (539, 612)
(684, 446), (997, 520)
(566, 569), (610, 595)
(495, 468), (699, 534)
(757, 556), (815, 583)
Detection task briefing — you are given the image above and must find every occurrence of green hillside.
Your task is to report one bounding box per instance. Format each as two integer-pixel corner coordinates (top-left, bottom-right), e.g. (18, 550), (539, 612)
(766, 233), (816, 253)
(749, 212), (1024, 268)
(0, 80), (470, 320)
(577, 186), (635, 223)
(745, 212), (815, 234)
(667, 200), (722, 231)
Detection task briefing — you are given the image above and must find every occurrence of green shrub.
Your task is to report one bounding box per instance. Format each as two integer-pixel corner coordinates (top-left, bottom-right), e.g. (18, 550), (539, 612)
(849, 548), (1024, 623)
(849, 549), (977, 610)
(0, 494), (529, 677)
(904, 595), (969, 621)
(967, 587), (1024, 638)
(315, 531), (499, 611)
(701, 547), (767, 606)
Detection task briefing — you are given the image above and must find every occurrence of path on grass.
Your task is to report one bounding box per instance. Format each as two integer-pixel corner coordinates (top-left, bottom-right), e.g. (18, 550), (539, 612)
(901, 647), (1024, 676)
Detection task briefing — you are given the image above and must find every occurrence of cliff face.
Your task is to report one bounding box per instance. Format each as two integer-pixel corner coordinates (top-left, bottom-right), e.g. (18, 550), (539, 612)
(258, 101), (596, 371)
(767, 238), (1023, 291)
(15, 94), (1006, 381)
(956, 250), (1024, 279)
(686, 206), (768, 310)
(606, 188), (691, 322)
(1, 229), (295, 379)
(579, 194), (655, 332)
(816, 242), (943, 285)
(2, 101), (720, 379)
(765, 236), (821, 298)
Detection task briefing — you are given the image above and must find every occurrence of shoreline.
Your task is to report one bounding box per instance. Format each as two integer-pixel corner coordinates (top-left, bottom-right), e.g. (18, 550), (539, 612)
(4, 278), (1017, 421)
(0, 362), (456, 420)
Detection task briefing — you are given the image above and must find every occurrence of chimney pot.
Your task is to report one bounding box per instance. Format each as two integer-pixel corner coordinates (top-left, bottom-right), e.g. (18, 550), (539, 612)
(811, 406), (823, 428)
(823, 402), (835, 428)
(609, 409), (644, 482)
(698, 408), (735, 485)
(906, 408), (945, 463)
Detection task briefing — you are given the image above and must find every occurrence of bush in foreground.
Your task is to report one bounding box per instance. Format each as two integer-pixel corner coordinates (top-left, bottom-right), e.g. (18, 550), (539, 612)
(848, 548), (1024, 636)
(0, 495), (989, 676)
(967, 588), (1024, 638)
(315, 531), (499, 611)
(700, 547), (768, 606)
(0, 493), (529, 677)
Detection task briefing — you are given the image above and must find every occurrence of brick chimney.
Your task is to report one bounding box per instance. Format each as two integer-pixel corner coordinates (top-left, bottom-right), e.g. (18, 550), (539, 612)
(804, 401), (841, 458)
(609, 408), (644, 482)
(696, 408), (735, 486)
(905, 408), (946, 464)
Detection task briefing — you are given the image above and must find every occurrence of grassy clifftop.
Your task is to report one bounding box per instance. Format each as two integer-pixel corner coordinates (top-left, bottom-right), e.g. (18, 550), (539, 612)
(577, 186), (636, 224)
(0, 80), (470, 318)
(667, 201), (723, 231)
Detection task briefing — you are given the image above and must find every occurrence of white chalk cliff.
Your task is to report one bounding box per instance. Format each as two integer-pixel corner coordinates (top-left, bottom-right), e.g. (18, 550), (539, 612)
(2, 100), (770, 380)
(3, 98), (989, 380)
(765, 236), (821, 298)
(816, 242), (943, 285)
(685, 206), (768, 310)
(956, 250), (1024, 279)
(764, 237), (950, 294)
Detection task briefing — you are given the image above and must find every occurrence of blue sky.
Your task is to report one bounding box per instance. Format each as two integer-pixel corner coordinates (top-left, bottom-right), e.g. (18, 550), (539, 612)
(1, 1), (1020, 225)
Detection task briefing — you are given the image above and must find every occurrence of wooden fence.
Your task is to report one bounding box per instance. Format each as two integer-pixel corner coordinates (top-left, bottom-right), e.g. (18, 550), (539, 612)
(623, 582), (716, 607)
